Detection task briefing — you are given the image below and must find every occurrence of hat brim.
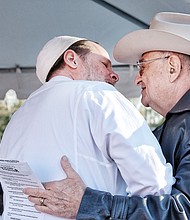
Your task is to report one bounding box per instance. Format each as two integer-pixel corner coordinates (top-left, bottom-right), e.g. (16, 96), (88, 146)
(113, 29), (190, 64)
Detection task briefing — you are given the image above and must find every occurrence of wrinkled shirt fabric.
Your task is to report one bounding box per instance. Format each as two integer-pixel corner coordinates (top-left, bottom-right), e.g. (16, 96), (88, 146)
(77, 89), (190, 220)
(0, 76), (174, 219)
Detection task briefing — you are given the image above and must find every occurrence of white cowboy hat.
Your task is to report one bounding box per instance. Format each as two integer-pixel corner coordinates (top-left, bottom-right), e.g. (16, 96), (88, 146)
(113, 12), (190, 64)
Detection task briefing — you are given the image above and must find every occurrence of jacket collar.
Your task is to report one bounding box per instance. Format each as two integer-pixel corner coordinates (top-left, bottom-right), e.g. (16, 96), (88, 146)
(168, 89), (190, 115)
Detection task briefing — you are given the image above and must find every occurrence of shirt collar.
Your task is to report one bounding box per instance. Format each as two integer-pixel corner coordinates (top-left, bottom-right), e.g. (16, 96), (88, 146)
(48, 76), (73, 82)
(168, 89), (190, 115)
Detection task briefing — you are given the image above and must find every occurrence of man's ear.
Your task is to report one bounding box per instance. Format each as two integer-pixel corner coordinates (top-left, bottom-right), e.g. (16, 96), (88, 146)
(168, 55), (181, 83)
(64, 49), (78, 69)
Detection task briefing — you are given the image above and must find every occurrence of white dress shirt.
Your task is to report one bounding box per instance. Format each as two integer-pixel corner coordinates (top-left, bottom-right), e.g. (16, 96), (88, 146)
(0, 76), (174, 220)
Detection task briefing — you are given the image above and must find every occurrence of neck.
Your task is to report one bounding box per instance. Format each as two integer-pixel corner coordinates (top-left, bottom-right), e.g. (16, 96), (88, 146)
(49, 68), (75, 81)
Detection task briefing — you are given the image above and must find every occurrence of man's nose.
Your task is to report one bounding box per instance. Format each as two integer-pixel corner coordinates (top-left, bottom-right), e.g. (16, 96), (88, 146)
(134, 72), (142, 86)
(110, 72), (119, 84)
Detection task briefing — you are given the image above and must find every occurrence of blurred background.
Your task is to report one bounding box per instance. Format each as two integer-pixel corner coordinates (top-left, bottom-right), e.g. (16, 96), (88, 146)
(1, 0), (190, 138)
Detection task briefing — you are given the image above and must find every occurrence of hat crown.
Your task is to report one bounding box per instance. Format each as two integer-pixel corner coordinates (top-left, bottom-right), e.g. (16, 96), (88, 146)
(113, 12), (190, 64)
(36, 36), (86, 84)
(150, 12), (190, 40)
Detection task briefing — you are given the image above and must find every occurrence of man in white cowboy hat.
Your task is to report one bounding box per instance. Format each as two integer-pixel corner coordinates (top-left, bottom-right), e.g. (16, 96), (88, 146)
(0, 35), (174, 219)
(23, 11), (190, 219)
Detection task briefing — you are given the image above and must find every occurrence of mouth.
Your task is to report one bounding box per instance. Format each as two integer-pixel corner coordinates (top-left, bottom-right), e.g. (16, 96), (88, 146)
(141, 86), (146, 93)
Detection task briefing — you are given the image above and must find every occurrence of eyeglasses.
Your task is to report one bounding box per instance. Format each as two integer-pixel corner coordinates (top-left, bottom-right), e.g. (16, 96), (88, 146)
(136, 56), (170, 71)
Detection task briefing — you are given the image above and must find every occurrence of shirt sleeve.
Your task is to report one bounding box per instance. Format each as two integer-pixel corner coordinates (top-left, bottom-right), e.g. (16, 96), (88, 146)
(82, 83), (174, 197)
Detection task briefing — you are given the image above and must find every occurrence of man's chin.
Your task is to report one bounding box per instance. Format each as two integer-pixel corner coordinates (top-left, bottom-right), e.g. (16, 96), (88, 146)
(141, 98), (150, 108)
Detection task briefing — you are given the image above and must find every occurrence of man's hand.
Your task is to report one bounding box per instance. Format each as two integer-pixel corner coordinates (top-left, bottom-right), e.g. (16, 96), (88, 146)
(23, 156), (86, 219)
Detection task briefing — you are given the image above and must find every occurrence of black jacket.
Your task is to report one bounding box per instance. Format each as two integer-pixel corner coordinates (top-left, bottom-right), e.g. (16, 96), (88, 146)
(77, 90), (190, 219)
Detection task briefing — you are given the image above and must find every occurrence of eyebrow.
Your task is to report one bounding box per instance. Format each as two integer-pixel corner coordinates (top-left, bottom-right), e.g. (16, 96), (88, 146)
(107, 59), (111, 65)
(102, 57), (111, 64)
(139, 58), (146, 62)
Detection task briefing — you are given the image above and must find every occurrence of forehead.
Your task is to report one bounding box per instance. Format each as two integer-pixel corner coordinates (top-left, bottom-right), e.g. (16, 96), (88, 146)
(141, 51), (163, 59)
(87, 41), (110, 60)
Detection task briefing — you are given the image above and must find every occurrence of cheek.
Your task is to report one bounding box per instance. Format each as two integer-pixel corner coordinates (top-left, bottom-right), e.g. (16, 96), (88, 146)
(95, 66), (108, 77)
(148, 79), (164, 104)
(145, 75), (159, 96)
(149, 79), (159, 92)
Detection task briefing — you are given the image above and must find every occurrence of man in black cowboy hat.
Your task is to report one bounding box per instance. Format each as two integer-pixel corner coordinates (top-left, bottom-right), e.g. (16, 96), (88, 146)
(24, 12), (190, 219)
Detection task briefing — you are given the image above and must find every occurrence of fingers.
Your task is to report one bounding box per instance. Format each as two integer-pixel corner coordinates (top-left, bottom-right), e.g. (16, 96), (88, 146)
(26, 191), (73, 218)
(61, 156), (80, 179)
(29, 198), (61, 217)
(34, 202), (71, 218)
(34, 205), (57, 217)
(27, 195), (47, 206)
(23, 187), (49, 198)
(34, 205), (51, 214)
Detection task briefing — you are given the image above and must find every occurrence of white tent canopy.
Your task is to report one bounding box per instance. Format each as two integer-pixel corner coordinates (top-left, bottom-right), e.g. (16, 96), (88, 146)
(1, 0), (190, 99)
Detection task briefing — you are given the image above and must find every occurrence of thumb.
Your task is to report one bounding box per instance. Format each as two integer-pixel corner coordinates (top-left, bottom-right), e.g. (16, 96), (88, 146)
(61, 156), (79, 179)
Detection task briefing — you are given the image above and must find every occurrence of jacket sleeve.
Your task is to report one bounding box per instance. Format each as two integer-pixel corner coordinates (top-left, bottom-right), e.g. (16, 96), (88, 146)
(76, 187), (189, 220)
